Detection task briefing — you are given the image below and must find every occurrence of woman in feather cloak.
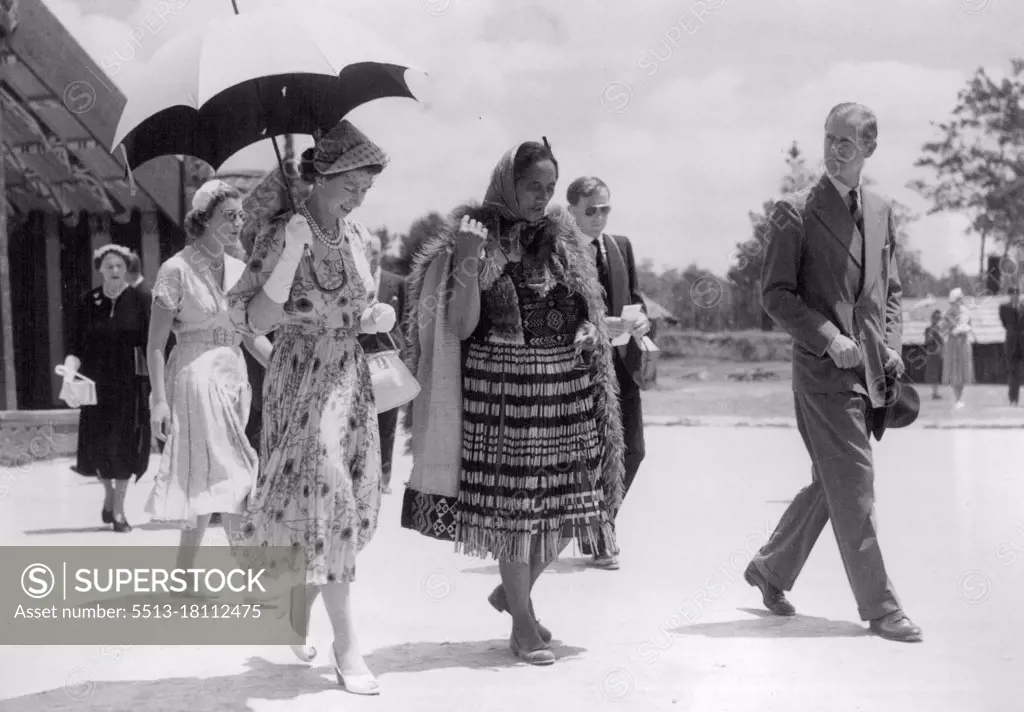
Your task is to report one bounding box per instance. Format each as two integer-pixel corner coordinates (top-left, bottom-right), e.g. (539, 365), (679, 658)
(399, 140), (625, 665)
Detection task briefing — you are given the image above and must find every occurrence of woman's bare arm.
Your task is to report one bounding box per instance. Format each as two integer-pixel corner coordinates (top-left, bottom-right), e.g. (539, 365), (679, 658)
(147, 303), (174, 405)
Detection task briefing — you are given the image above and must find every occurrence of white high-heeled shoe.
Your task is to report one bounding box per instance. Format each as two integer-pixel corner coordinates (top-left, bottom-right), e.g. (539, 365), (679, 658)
(328, 642), (379, 696)
(288, 643), (317, 663)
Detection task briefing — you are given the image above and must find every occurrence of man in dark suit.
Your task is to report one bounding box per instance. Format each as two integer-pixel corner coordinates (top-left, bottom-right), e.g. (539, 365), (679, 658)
(746, 103), (921, 642)
(998, 286), (1024, 405)
(568, 176), (650, 570)
(358, 232), (406, 493)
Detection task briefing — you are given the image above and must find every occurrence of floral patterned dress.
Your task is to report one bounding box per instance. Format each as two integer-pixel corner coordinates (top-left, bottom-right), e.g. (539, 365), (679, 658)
(227, 213), (382, 584)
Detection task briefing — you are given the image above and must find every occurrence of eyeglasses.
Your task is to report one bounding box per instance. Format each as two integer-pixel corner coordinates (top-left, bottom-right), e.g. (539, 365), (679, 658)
(584, 204), (612, 217)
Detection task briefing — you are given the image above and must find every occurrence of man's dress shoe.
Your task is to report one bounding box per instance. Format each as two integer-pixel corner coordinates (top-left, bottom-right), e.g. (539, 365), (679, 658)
(869, 611), (922, 643)
(744, 563), (796, 616)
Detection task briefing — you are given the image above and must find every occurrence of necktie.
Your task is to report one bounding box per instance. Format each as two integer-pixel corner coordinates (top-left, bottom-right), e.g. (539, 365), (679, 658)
(848, 188), (865, 292)
(849, 188), (865, 237)
(592, 237), (611, 308)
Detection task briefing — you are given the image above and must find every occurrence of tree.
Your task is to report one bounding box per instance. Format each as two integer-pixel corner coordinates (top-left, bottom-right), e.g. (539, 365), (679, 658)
(728, 142), (818, 329)
(391, 211), (447, 275)
(909, 59), (1024, 279)
(890, 200), (934, 298)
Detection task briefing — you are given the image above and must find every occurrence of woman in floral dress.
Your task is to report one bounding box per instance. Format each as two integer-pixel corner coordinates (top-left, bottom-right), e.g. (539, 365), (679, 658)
(228, 119), (395, 696)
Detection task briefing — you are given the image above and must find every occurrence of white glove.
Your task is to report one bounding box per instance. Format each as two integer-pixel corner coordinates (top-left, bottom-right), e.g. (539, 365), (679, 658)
(360, 302), (396, 334)
(262, 214), (311, 304)
(283, 213), (313, 256)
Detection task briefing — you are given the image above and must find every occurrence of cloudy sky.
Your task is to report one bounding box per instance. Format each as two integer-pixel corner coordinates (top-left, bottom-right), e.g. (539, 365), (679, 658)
(47, 0), (1021, 276)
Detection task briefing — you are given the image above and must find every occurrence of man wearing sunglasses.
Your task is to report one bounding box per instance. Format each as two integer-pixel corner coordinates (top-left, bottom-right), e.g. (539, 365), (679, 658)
(567, 176), (650, 570)
(746, 103), (921, 643)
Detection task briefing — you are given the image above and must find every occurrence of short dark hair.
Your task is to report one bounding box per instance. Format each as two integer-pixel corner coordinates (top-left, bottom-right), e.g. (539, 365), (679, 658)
(566, 176), (610, 205)
(513, 141), (558, 184)
(826, 102), (878, 145)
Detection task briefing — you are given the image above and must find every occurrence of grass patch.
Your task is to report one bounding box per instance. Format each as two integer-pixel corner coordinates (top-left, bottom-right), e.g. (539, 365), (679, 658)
(644, 356), (1023, 423)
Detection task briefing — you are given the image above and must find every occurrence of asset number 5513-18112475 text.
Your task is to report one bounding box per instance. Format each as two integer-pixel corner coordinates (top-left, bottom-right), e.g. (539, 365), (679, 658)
(131, 604), (262, 619)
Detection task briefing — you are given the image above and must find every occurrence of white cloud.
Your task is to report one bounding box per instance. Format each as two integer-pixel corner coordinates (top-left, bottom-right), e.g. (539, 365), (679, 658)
(47, 0), (1021, 279)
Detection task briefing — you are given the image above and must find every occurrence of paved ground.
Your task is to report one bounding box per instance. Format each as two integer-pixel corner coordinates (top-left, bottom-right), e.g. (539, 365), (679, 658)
(0, 426), (1020, 711)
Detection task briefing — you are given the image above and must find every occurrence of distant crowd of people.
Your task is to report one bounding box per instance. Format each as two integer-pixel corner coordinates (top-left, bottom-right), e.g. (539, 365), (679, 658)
(920, 284), (1024, 409)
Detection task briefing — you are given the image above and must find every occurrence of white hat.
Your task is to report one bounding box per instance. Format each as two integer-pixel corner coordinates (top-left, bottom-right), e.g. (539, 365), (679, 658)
(191, 179), (234, 212)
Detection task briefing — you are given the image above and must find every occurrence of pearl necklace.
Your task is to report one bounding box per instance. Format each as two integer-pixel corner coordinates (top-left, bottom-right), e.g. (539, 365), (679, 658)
(300, 204), (344, 250)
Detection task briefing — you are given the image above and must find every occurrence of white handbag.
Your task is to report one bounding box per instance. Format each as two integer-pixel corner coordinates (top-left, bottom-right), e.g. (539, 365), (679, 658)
(55, 365), (97, 406)
(367, 334), (420, 413)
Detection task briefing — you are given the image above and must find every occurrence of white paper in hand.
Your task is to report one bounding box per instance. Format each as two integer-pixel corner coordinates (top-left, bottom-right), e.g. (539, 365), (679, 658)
(620, 304), (643, 323)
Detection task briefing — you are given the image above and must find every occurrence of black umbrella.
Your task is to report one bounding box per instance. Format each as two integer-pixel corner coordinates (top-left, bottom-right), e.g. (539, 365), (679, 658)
(111, 3), (423, 189)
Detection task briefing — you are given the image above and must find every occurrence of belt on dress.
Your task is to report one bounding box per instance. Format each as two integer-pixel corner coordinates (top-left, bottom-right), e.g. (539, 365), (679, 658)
(175, 327), (242, 347)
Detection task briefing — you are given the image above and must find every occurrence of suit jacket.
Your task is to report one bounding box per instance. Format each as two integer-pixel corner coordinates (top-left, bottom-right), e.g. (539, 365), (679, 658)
(599, 233), (646, 390)
(358, 269), (407, 355)
(998, 301), (1024, 359)
(760, 174), (903, 410)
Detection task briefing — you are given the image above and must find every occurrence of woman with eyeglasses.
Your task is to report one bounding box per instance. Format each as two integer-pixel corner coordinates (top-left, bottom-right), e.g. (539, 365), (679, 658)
(227, 119), (394, 695)
(144, 179), (265, 581)
(402, 139), (625, 665)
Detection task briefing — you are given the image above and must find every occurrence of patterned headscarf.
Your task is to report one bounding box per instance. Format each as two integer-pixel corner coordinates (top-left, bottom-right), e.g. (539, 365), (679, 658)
(311, 119), (390, 176)
(483, 144), (529, 223)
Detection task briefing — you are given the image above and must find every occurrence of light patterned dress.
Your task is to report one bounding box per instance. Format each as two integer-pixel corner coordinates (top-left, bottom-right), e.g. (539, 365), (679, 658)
(145, 248), (257, 527)
(227, 212), (382, 585)
(942, 306), (975, 387)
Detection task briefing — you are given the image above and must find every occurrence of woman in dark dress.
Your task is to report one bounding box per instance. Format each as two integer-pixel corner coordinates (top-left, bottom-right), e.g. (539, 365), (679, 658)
(61, 244), (153, 532)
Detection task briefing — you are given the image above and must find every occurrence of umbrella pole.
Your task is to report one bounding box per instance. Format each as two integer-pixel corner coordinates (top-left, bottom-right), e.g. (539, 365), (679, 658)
(269, 135), (296, 214)
(230, 0), (297, 215)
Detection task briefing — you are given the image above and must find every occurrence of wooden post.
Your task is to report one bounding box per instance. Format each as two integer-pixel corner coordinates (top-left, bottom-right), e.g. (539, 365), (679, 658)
(0, 102), (15, 410)
(44, 213), (63, 404)
(140, 210), (160, 286)
(89, 214), (110, 289)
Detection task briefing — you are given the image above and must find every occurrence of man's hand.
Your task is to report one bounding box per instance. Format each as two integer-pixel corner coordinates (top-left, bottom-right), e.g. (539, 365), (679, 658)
(629, 310), (651, 337)
(604, 316), (628, 341)
(825, 334), (862, 369)
(884, 346), (905, 375)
